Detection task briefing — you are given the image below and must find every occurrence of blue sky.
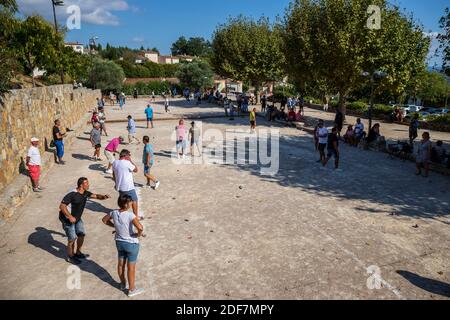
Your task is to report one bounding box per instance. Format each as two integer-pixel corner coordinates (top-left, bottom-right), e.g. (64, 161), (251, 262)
(17, 0), (448, 65)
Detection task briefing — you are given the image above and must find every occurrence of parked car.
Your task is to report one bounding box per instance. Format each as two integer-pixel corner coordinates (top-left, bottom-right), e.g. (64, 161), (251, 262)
(439, 109), (449, 114)
(421, 107), (441, 114)
(402, 105), (423, 113)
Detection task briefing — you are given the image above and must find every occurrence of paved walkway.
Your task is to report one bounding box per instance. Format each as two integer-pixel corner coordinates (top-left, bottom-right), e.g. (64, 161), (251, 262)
(0, 98), (449, 299)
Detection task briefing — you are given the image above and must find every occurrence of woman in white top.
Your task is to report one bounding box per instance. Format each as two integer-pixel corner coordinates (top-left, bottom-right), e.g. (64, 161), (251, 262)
(102, 194), (144, 297)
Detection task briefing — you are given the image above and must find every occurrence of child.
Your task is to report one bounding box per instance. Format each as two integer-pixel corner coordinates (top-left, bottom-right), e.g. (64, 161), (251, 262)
(175, 119), (187, 158)
(102, 194), (145, 297)
(344, 125), (355, 146)
(250, 108), (257, 132)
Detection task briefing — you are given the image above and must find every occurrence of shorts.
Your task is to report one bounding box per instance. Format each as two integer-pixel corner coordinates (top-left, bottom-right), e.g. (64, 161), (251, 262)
(94, 144), (101, 149)
(104, 150), (115, 164)
(176, 140), (187, 149)
(318, 143), (327, 153)
(62, 219), (85, 241)
(147, 118), (153, 122)
(119, 189), (138, 202)
(116, 241), (140, 263)
(327, 149), (339, 159)
(190, 139), (199, 146)
(144, 165), (152, 174)
(250, 121), (256, 126)
(28, 164), (41, 181)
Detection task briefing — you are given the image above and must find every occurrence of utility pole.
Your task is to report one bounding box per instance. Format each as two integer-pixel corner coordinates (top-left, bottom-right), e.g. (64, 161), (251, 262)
(51, 0), (65, 84)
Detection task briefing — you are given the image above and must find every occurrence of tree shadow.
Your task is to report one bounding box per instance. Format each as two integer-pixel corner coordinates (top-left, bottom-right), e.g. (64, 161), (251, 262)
(194, 115), (450, 223)
(77, 137), (91, 141)
(397, 270), (450, 298)
(27, 227), (121, 291)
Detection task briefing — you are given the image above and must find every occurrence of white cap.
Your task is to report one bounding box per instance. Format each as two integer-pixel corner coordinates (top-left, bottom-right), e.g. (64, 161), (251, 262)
(31, 137), (39, 142)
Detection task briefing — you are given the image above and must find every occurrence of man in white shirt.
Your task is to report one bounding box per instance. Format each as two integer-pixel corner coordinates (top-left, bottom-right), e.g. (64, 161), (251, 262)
(112, 149), (141, 219)
(317, 120), (329, 163)
(354, 118), (365, 141)
(27, 137), (43, 192)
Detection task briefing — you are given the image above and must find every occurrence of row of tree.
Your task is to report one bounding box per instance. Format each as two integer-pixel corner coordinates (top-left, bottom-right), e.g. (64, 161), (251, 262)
(210, 0), (450, 112)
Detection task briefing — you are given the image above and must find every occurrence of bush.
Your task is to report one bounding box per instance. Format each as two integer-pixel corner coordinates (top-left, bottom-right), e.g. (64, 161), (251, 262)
(347, 101), (367, 111)
(123, 81), (172, 95)
(427, 114), (450, 125)
(372, 104), (393, 116)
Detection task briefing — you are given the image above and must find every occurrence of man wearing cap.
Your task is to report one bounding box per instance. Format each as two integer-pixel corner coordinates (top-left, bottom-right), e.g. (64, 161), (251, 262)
(27, 137), (43, 192)
(104, 136), (125, 174)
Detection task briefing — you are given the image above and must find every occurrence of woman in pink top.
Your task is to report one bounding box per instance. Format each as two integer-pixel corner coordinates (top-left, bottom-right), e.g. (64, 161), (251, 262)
(175, 119), (187, 158)
(104, 136), (124, 174)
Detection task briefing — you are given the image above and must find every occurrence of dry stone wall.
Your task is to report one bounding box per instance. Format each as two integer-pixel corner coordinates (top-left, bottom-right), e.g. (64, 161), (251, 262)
(0, 85), (101, 192)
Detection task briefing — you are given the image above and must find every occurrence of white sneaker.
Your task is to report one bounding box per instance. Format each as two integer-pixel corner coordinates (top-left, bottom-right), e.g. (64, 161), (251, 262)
(128, 288), (145, 297)
(105, 169), (113, 174)
(154, 181), (160, 190)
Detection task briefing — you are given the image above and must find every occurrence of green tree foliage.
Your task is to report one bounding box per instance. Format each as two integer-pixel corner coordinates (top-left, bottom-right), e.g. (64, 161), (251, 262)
(282, 0), (430, 114)
(211, 16), (285, 101)
(175, 60), (214, 89)
(438, 7), (450, 76)
(89, 57), (125, 92)
(0, 0), (18, 93)
(116, 60), (178, 78)
(11, 15), (62, 86)
(171, 36), (211, 57)
(406, 71), (450, 106)
(123, 81), (173, 95)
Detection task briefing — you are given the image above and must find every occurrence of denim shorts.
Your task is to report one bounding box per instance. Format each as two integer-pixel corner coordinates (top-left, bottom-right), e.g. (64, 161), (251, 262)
(119, 189), (138, 202)
(116, 241), (140, 263)
(176, 140), (187, 149)
(144, 165), (152, 174)
(62, 219), (85, 241)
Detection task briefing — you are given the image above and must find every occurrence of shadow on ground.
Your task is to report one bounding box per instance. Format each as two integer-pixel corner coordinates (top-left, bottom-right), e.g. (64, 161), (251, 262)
(27, 227), (120, 291)
(397, 270), (450, 297)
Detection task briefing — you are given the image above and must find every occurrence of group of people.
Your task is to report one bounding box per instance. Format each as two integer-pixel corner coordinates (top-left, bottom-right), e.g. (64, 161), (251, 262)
(109, 91), (126, 109)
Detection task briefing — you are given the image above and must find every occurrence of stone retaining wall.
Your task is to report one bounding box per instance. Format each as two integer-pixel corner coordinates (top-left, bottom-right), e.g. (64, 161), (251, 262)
(0, 85), (101, 193)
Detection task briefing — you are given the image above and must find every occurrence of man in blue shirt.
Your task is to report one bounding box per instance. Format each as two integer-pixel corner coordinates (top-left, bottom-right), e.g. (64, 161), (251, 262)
(127, 115), (140, 145)
(142, 136), (160, 189)
(145, 104), (154, 129)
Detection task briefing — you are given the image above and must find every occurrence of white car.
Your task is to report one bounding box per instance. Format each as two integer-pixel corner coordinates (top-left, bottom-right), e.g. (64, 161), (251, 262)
(402, 105), (423, 113)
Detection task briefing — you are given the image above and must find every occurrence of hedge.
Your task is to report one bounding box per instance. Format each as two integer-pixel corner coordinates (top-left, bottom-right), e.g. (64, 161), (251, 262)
(123, 81), (174, 95)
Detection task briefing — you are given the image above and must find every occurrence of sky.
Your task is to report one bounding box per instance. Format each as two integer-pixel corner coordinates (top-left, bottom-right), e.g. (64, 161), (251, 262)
(16, 0), (448, 66)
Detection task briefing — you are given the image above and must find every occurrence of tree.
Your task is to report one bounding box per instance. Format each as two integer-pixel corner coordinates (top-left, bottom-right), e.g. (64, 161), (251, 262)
(175, 60), (214, 89)
(282, 0), (430, 114)
(211, 16), (285, 102)
(438, 7), (450, 76)
(171, 36), (211, 57)
(89, 57), (125, 92)
(11, 15), (62, 87)
(406, 71), (450, 106)
(0, 0), (18, 93)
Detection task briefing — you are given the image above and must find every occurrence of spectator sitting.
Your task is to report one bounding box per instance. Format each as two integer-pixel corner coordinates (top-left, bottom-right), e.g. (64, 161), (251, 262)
(367, 123), (386, 151)
(344, 125), (356, 146)
(288, 108), (296, 121)
(295, 109), (301, 121)
(354, 118), (365, 142)
(431, 140), (448, 164)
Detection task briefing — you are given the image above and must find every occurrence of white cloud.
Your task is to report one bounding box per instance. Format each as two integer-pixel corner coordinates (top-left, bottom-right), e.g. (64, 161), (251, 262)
(17, 0), (133, 26)
(423, 31), (439, 38)
(132, 37), (144, 43)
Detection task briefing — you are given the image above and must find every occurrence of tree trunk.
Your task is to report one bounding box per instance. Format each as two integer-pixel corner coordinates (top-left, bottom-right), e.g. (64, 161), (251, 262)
(254, 83), (260, 105)
(338, 93), (347, 116)
(31, 74), (35, 87)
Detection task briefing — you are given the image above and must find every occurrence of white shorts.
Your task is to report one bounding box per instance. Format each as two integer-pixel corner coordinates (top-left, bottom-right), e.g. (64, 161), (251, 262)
(104, 150), (115, 164)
